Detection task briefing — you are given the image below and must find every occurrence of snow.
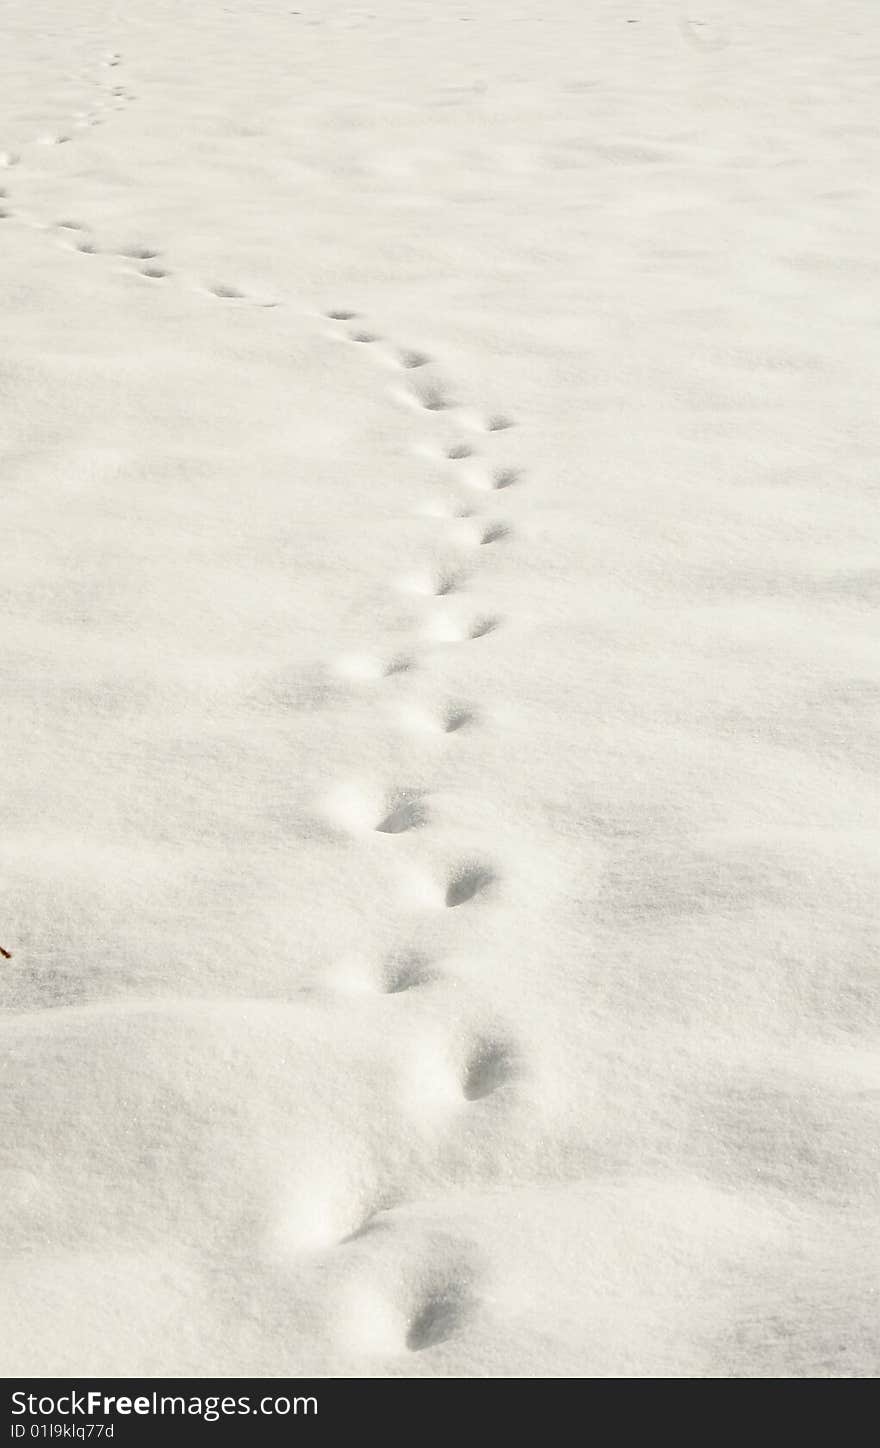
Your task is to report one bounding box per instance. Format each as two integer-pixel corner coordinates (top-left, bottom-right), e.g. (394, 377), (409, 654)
(1, 0), (878, 1377)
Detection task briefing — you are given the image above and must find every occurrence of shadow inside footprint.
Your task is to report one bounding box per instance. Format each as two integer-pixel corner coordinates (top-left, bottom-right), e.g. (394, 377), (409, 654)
(383, 951), (434, 993)
(462, 1039), (518, 1100)
(376, 797), (427, 834)
(486, 414), (514, 432)
(409, 375), (454, 412)
(211, 283), (244, 299)
(422, 393), (449, 412)
(434, 569), (461, 597)
(469, 616), (499, 639)
(445, 863), (495, 908)
(443, 706), (475, 734)
(447, 443), (473, 460)
(406, 1294), (465, 1352)
(480, 522), (509, 545)
(385, 654), (414, 677)
(400, 349), (430, 369)
(326, 308), (357, 320)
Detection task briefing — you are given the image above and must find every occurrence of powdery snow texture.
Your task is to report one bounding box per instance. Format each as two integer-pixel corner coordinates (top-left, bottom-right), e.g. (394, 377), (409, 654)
(1, 0), (878, 1377)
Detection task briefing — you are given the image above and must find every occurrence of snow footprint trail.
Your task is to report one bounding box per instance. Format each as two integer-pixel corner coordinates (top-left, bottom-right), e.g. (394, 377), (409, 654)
(0, 50), (138, 250)
(306, 306), (539, 1349)
(325, 341), (528, 1027)
(0, 52), (274, 306)
(3, 47), (537, 1359)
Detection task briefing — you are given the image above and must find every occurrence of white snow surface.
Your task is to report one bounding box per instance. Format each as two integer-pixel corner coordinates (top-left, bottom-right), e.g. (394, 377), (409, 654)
(1, 0), (879, 1377)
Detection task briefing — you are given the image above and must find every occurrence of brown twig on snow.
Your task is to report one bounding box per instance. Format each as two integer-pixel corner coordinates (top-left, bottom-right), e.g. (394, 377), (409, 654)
(0, 946), (12, 959)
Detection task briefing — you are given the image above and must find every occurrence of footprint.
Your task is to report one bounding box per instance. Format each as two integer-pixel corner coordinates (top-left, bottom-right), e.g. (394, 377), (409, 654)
(468, 615), (499, 639)
(75, 240), (98, 254)
(405, 374), (456, 413)
(326, 308), (358, 321)
(458, 460), (521, 492)
(486, 413), (515, 432)
(425, 613), (499, 644)
(446, 443), (474, 460)
(397, 567), (461, 597)
(417, 386), (452, 413)
(416, 495), (473, 521)
(399, 349), (431, 369)
(341, 1244), (477, 1355)
(330, 949), (435, 995)
(142, 266), (168, 279)
(120, 243), (160, 259)
(445, 861), (496, 908)
(461, 1037), (519, 1101)
(406, 1288), (468, 1351)
(396, 702), (476, 737)
(480, 521), (509, 546)
(210, 283), (244, 299)
(382, 951), (436, 993)
(442, 704), (476, 734)
(375, 793), (428, 834)
(350, 329), (379, 343)
(57, 220), (87, 231)
(333, 651), (414, 682)
(0, 152), (21, 167)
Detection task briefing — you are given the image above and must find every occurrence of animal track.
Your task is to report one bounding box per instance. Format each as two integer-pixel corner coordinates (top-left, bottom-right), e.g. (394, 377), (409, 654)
(120, 244), (160, 259)
(351, 329), (379, 343)
(405, 373), (455, 413)
(425, 612), (500, 644)
(397, 566), (462, 597)
(447, 443), (473, 459)
(416, 495), (473, 521)
(375, 793), (428, 835)
(382, 951), (436, 993)
(210, 283), (244, 300)
(406, 1287), (469, 1351)
(326, 308), (357, 321)
(480, 521), (509, 545)
(486, 413), (515, 432)
(418, 386), (452, 412)
(461, 1037), (519, 1100)
(442, 704), (476, 733)
(399, 349), (431, 370)
(396, 701), (477, 737)
(333, 651), (414, 682)
(458, 460), (521, 492)
(341, 1241), (477, 1355)
(445, 861), (496, 908)
(142, 266), (168, 279)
